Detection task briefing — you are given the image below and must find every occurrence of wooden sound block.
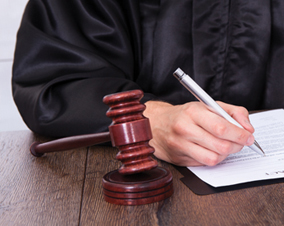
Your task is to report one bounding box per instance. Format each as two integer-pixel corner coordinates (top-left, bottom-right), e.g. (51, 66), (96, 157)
(102, 167), (173, 205)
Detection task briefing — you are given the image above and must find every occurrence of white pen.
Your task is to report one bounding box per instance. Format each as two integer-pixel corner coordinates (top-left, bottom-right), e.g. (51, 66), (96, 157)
(173, 68), (265, 156)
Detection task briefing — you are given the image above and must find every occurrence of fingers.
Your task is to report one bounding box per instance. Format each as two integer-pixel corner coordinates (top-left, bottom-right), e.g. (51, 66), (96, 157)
(169, 102), (254, 165)
(164, 134), (231, 166)
(193, 108), (255, 148)
(178, 120), (245, 156)
(144, 100), (255, 167)
(167, 116), (244, 166)
(218, 102), (255, 133)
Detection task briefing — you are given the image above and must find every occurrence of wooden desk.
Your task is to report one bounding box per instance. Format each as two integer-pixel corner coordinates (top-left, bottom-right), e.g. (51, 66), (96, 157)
(1, 131), (283, 225)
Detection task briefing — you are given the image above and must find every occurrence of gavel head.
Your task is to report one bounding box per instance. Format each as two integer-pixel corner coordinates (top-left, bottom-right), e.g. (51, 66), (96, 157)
(103, 90), (158, 175)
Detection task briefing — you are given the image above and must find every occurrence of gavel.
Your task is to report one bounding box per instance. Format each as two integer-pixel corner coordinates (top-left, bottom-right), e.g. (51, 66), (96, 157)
(30, 90), (173, 205)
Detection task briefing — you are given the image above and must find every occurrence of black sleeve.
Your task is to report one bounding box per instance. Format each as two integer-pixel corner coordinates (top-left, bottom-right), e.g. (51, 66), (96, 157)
(12, 0), (153, 138)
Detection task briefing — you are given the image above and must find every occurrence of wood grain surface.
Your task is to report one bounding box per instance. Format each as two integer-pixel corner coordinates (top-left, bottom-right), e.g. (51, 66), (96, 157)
(1, 131), (284, 225)
(0, 131), (87, 226)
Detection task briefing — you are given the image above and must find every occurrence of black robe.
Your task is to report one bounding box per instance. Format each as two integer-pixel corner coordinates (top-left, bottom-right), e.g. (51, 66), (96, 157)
(13, 0), (284, 138)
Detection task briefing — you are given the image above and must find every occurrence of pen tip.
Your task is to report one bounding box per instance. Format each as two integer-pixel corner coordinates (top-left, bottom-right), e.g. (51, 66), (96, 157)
(254, 140), (265, 156)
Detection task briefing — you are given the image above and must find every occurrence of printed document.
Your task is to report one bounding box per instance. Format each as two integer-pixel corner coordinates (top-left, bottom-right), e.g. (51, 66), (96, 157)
(188, 109), (284, 187)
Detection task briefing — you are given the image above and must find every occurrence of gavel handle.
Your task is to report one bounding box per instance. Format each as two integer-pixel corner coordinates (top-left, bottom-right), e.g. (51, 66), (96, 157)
(30, 132), (111, 157)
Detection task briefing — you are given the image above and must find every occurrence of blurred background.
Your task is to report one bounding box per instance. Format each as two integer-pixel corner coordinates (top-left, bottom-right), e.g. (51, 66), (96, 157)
(0, 0), (29, 132)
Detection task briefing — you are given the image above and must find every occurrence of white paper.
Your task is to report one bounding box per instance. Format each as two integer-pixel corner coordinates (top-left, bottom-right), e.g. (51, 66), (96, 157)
(187, 109), (284, 187)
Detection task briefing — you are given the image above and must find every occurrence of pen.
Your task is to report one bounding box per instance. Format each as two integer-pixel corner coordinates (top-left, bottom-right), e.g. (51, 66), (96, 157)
(173, 68), (265, 156)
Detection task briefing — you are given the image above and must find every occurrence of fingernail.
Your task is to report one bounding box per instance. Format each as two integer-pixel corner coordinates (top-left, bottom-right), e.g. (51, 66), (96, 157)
(245, 119), (251, 125)
(246, 135), (255, 145)
(244, 119), (253, 128)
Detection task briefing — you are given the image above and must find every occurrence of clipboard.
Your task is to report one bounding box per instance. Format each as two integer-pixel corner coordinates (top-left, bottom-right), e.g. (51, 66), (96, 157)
(175, 166), (284, 195)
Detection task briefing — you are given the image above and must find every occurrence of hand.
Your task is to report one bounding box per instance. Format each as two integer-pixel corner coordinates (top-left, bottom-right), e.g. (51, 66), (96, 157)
(143, 100), (255, 167)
